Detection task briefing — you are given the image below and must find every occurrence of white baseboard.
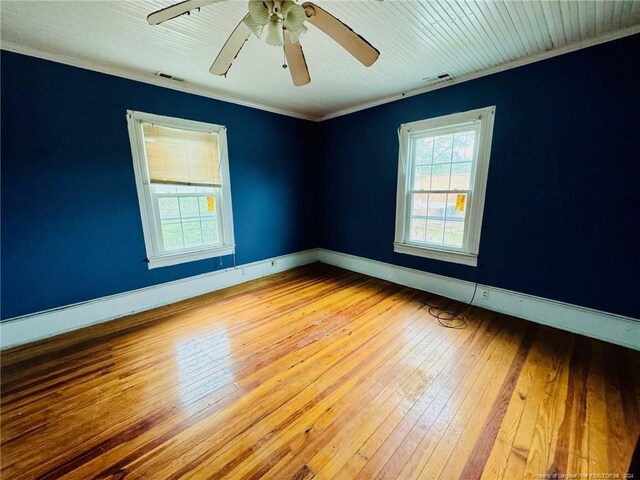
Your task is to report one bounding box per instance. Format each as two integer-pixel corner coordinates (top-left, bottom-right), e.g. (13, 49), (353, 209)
(0, 249), (318, 349)
(319, 249), (476, 302)
(318, 249), (639, 350)
(3, 248), (638, 351)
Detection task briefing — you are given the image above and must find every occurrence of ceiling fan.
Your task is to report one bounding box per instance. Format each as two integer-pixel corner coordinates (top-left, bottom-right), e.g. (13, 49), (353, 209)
(147, 0), (380, 86)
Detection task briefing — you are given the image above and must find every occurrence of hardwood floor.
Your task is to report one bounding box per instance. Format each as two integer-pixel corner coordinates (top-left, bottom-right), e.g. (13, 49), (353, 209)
(1, 264), (639, 480)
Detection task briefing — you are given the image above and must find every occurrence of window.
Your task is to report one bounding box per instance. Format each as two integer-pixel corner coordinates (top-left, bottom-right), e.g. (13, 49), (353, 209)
(127, 110), (235, 269)
(394, 106), (495, 266)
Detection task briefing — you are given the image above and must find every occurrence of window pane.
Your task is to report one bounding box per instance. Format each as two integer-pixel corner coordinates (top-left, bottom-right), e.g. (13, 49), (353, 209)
(198, 196), (216, 218)
(152, 184), (178, 194)
(161, 223), (184, 251)
(450, 162), (472, 190)
(415, 137), (434, 165)
(445, 193), (467, 220)
(444, 220), (464, 247)
(426, 219), (444, 244)
(413, 165), (431, 190)
(158, 197), (180, 220)
(182, 221), (203, 248)
(158, 195), (223, 252)
(432, 134), (453, 164)
(202, 219), (219, 245)
(411, 193), (428, 217)
(452, 131), (476, 163)
(175, 185), (196, 194)
(195, 186), (216, 194)
(427, 193), (446, 218)
(410, 218), (426, 243)
(179, 197), (199, 219)
(431, 164), (451, 189)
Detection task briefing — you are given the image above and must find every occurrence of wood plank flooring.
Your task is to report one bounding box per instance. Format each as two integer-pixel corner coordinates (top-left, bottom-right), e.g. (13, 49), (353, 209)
(1, 264), (639, 479)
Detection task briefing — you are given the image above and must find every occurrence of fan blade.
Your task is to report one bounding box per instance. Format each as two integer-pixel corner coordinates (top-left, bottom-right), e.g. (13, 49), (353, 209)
(147, 0), (223, 26)
(284, 34), (310, 86)
(210, 15), (253, 76)
(302, 2), (379, 67)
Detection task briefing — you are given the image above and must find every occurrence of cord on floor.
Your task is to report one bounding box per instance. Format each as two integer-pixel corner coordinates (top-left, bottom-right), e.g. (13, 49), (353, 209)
(424, 273), (480, 329)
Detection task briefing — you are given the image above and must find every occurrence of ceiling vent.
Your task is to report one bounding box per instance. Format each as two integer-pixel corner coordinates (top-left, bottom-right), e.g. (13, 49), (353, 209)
(422, 73), (454, 86)
(154, 72), (185, 83)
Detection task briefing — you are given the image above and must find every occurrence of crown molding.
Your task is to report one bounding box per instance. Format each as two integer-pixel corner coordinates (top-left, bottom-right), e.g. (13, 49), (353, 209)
(317, 25), (640, 122)
(0, 40), (317, 122)
(2, 25), (639, 123)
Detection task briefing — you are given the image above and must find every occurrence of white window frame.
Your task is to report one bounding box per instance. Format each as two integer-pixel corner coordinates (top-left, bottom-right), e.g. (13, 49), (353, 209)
(394, 106), (496, 267)
(126, 110), (235, 269)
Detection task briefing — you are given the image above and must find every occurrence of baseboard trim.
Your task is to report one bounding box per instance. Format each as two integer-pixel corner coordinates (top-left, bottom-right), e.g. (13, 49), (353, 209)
(3, 248), (638, 351)
(317, 249), (640, 350)
(0, 249), (318, 349)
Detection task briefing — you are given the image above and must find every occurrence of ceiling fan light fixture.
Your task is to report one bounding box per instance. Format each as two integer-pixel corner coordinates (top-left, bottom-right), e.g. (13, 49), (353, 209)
(283, 2), (305, 26)
(243, 15), (265, 38)
(282, 1), (307, 42)
(248, 0), (271, 25)
(266, 18), (284, 46)
(287, 23), (307, 43)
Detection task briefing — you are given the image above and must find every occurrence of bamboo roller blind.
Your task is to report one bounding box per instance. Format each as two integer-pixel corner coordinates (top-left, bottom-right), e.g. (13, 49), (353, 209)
(143, 123), (221, 186)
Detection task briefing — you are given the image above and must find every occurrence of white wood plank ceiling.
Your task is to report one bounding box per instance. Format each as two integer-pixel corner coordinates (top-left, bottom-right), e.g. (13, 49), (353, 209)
(1, 1), (639, 120)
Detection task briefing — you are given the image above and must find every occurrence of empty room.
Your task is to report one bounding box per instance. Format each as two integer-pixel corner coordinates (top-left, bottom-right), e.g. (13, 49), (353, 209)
(1, 1), (639, 479)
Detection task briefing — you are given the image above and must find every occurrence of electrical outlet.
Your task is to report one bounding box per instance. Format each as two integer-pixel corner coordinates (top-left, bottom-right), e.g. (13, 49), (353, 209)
(480, 289), (489, 300)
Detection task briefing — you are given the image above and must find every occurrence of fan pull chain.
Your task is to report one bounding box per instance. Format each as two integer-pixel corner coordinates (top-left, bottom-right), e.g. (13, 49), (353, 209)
(281, 20), (288, 69)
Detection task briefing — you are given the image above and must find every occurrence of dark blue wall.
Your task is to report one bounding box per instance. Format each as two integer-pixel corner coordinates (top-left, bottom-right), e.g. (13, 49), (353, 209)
(318, 34), (640, 319)
(3, 35), (639, 321)
(1, 51), (317, 319)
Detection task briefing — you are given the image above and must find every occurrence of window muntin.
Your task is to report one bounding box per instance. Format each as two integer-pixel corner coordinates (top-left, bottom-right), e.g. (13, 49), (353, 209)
(127, 111), (235, 269)
(394, 107), (495, 266)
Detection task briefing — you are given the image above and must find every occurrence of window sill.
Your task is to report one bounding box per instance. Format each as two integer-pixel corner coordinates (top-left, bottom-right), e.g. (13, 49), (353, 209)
(147, 245), (235, 269)
(393, 242), (478, 267)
